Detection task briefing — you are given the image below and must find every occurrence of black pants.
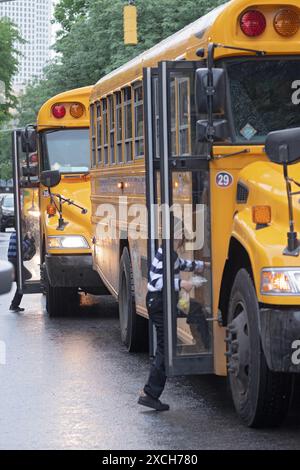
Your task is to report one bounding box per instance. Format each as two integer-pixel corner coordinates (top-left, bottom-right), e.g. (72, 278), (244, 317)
(11, 290), (23, 309)
(8, 259), (31, 308)
(144, 293), (166, 400)
(143, 292), (210, 399)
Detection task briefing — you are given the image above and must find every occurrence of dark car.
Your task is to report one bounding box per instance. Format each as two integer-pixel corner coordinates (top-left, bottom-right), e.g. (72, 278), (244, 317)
(0, 194), (15, 232)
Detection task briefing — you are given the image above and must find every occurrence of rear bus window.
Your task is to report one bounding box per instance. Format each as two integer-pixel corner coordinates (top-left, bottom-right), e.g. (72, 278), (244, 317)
(109, 96), (115, 164)
(116, 92), (123, 163)
(102, 98), (109, 165)
(96, 102), (102, 164)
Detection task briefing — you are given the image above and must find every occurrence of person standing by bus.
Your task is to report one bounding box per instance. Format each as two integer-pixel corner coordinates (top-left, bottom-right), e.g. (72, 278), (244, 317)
(7, 225), (34, 312)
(138, 219), (209, 411)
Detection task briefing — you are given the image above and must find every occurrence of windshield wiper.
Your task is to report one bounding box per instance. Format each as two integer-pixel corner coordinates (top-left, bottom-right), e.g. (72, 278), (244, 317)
(40, 126), (68, 133)
(213, 149), (250, 160)
(214, 43), (266, 57)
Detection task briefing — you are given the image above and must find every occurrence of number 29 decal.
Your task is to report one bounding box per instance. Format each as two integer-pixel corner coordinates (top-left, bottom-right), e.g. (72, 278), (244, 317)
(216, 172), (233, 188)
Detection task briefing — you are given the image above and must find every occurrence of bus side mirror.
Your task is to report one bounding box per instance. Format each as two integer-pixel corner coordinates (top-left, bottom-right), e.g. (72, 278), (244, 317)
(197, 119), (230, 142)
(195, 68), (230, 143)
(195, 68), (226, 114)
(21, 128), (37, 154)
(40, 170), (61, 188)
(265, 128), (300, 165)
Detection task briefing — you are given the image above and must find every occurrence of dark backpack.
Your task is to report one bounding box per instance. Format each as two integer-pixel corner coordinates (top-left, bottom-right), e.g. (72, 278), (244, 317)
(23, 237), (36, 261)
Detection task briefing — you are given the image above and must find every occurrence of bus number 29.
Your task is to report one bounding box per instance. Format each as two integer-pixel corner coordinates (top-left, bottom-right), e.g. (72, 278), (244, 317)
(216, 172), (233, 188)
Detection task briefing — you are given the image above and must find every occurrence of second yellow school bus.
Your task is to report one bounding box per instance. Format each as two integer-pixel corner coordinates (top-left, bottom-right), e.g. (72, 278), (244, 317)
(90, 0), (300, 426)
(37, 86), (106, 316)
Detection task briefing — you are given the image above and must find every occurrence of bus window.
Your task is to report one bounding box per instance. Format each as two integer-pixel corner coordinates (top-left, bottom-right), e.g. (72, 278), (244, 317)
(134, 85), (144, 158)
(109, 95), (115, 164)
(96, 101), (102, 165)
(90, 103), (96, 167)
(170, 80), (176, 156)
(124, 87), (133, 162)
(102, 98), (109, 165)
(42, 129), (90, 173)
(116, 92), (123, 163)
(178, 78), (191, 156)
(154, 78), (160, 158)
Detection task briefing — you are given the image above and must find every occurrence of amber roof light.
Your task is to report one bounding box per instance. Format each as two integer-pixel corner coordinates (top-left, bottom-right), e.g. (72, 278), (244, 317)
(274, 9), (300, 37)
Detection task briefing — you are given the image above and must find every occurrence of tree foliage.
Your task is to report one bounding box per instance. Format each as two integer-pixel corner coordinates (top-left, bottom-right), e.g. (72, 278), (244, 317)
(0, 19), (22, 180)
(0, 18), (21, 124)
(53, 0), (89, 34)
(17, 0), (225, 125)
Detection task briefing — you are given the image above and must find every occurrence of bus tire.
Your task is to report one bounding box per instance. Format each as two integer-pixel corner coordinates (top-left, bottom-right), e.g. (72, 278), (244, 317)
(118, 247), (148, 353)
(45, 275), (78, 318)
(227, 268), (292, 428)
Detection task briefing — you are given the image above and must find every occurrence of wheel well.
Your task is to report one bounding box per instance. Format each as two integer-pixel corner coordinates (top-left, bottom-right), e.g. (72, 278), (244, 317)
(119, 239), (129, 260)
(218, 238), (254, 326)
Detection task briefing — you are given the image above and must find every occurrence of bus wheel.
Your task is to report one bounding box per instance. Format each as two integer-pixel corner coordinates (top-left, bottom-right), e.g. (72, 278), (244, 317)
(119, 247), (148, 353)
(227, 268), (292, 428)
(45, 275), (77, 318)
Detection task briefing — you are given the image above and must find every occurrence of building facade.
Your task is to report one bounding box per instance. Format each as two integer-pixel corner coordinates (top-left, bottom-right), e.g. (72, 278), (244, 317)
(0, 0), (53, 91)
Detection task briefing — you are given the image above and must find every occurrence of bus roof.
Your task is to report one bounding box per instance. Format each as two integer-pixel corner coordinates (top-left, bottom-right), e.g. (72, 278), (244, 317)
(91, 0), (300, 100)
(38, 85), (93, 131)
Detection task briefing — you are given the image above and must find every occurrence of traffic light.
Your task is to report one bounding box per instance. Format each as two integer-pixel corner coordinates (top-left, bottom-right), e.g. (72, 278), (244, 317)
(124, 2), (138, 45)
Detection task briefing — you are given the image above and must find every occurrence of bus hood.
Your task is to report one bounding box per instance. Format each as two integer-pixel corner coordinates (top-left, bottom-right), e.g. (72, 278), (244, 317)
(42, 177), (92, 252)
(238, 161), (300, 232)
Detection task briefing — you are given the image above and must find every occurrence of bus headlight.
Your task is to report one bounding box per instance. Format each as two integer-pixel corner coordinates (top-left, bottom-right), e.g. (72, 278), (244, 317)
(48, 236), (89, 249)
(261, 268), (300, 295)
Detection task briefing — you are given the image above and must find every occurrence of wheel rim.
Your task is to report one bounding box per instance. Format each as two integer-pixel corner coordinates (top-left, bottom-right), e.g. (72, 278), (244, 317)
(227, 301), (251, 397)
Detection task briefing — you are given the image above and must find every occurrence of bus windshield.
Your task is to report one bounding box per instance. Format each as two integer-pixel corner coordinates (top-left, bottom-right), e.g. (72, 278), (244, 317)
(42, 128), (90, 173)
(227, 59), (300, 144)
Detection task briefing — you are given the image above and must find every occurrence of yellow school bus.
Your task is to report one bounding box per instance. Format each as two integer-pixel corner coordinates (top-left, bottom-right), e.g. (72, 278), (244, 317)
(90, 0), (300, 427)
(12, 86), (106, 317)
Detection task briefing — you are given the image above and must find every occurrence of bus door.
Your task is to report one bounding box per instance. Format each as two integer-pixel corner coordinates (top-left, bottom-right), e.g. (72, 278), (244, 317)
(12, 128), (42, 294)
(144, 61), (214, 376)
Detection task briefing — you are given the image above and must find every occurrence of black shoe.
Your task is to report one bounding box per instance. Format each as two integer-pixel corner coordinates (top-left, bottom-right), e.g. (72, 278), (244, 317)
(9, 306), (24, 313)
(138, 393), (169, 411)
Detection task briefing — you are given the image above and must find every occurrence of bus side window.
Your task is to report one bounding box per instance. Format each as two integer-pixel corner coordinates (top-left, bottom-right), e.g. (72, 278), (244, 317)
(96, 101), (102, 165)
(134, 84), (144, 158)
(154, 78), (160, 158)
(109, 95), (115, 165)
(178, 77), (191, 156)
(116, 91), (123, 163)
(102, 98), (109, 165)
(90, 103), (96, 167)
(170, 80), (177, 156)
(124, 87), (133, 162)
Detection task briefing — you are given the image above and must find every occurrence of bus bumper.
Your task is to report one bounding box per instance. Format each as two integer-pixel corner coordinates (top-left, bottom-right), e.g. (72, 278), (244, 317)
(260, 307), (300, 373)
(45, 254), (108, 293)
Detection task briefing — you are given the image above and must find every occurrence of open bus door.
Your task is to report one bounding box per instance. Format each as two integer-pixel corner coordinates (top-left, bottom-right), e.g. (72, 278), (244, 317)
(144, 61), (214, 376)
(12, 128), (42, 294)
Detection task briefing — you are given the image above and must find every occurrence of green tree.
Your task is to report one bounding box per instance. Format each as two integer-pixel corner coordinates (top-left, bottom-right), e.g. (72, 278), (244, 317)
(17, 0), (225, 126)
(0, 18), (22, 180)
(0, 130), (12, 180)
(0, 18), (21, 124)
(53, 0), (89, 34)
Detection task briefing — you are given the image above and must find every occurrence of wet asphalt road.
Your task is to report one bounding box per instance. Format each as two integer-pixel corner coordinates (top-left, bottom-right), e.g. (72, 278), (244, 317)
(0, 232), (300, 450)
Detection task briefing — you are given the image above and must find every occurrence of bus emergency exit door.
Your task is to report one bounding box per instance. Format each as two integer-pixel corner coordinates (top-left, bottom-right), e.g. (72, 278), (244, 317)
(144, 61), (214, 376)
